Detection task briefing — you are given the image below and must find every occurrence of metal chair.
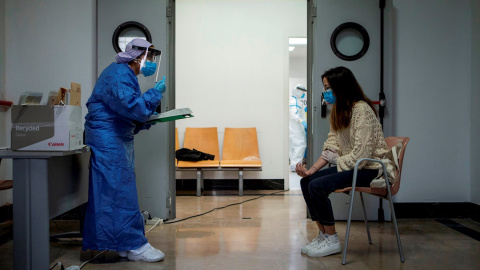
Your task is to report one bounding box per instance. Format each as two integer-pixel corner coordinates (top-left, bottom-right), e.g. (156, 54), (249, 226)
(334, 136), (409, 265)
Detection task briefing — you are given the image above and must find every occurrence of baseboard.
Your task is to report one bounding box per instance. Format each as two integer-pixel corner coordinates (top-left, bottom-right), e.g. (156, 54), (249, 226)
(393, 202), (480, 222)
(176, 179), (284, 190)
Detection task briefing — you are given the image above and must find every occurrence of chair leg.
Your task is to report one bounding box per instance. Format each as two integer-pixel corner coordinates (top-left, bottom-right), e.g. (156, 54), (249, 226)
(342, 189), (356, 265)
(196, 169), (203, 197)
(387, 197), (405, 262)
(359, 193), (372, 244)
(238, 169), (244, 197)
(382, 162), (405, 263)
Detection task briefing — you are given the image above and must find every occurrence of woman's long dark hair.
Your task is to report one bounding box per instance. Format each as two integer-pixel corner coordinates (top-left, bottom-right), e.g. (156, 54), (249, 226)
(321, 66), (377, 131)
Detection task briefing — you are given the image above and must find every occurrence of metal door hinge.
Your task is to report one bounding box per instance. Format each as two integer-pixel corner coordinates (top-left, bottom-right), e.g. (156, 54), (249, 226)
(167, 4), (172, 23)
(166, 190), (172, 208)
(310, 0), (317, 18)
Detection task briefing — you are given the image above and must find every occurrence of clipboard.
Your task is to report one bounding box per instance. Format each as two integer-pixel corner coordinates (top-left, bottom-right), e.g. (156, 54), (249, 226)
(146, 108), (194, 123)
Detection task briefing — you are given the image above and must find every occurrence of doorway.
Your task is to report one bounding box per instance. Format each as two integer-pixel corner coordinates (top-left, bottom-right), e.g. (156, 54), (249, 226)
(288, 37), (307, 189)
(175, 0), (307, 191)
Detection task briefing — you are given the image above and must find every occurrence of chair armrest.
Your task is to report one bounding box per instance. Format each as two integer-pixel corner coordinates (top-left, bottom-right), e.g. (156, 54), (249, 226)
(351, 158), (389, 190)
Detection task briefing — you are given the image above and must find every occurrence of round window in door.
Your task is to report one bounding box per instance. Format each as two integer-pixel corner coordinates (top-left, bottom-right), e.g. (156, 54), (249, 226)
(112, 21), (152, 53)
(330, 22), (370, 61)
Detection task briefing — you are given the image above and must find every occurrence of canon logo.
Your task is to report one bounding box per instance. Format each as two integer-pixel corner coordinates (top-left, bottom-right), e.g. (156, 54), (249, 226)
(15, 125), (40, 132)
(48, 142), (65, 146)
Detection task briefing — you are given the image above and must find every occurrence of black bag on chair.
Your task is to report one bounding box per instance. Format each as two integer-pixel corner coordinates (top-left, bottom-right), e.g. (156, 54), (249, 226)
(175, 148), (215, 161)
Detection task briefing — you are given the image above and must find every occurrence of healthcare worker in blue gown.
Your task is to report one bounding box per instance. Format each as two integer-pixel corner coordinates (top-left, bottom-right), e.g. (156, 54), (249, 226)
(83, 39), (166, 262)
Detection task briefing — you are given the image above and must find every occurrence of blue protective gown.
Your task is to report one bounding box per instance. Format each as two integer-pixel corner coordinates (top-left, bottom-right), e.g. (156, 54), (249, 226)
(82, 62), (162, 251)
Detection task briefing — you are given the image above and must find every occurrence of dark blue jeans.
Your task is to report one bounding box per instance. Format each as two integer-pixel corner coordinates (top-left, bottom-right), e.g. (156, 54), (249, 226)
(300, 167), (378, 226)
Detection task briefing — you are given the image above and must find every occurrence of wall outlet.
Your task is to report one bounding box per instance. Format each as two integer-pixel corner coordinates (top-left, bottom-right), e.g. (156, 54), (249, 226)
(145, 217), (163, 225)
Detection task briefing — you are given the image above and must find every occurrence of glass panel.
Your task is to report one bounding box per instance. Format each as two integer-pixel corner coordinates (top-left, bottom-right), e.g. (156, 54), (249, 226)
(335, 28), (364, 57)
(117, 27), (147, 52)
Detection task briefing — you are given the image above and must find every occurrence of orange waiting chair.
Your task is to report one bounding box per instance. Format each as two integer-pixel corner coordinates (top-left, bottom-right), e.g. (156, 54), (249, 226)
(177, 127), (220, 196)
(334, 136), (409, 265)
(220, 127), (262, 196)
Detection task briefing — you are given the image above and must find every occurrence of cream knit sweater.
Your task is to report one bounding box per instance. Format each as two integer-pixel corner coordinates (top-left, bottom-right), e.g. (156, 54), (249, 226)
(323, 101), (395, 177)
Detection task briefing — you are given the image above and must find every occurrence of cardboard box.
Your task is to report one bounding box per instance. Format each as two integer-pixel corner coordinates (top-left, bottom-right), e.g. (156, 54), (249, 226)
(11, 105), (83, 151)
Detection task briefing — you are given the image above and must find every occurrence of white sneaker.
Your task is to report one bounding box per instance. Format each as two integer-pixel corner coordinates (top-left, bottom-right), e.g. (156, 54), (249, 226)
(117, 251), (128, 258)
(301, 233), (325, 254)
(307, 237), (341, 257)
(127, 243), (165, 262)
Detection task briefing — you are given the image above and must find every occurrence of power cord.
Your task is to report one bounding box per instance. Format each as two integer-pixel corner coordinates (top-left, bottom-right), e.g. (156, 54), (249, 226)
(52, 250), (107, 270)
(141, 210), (152, 220)
(50, 262), (64, 270)
(144, 191), (287, 237)
(145, 218), (163, 234)
(78, 250), (107, 269)
(163, 190), (287, 224)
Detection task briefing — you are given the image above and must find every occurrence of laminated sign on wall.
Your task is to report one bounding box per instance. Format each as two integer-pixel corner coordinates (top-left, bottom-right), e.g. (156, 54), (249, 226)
(11, 105), (83, 151)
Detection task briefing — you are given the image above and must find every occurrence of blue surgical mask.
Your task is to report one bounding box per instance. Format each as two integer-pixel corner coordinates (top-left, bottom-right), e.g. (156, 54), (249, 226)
(141, 61), (157, 77)
(323, 89), (336, 104)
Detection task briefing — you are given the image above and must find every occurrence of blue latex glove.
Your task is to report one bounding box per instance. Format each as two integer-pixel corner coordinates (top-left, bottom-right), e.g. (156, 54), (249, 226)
(302, 121), (307, 132)
(150, 112), (159, 125)
(154, 76), (166, 93)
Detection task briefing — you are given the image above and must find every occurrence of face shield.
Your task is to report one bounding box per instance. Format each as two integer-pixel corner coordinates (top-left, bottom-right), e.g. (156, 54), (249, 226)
(292, 84), (307, 98)
(133, 45), (162, 81)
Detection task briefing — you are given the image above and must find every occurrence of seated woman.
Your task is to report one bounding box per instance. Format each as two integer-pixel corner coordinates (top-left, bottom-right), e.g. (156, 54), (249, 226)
(296, 66), (395, 258)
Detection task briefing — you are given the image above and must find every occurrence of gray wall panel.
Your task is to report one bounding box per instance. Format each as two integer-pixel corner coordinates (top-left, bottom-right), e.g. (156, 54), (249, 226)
(391, 0), (471, 202)
(471, 0), (480, 205)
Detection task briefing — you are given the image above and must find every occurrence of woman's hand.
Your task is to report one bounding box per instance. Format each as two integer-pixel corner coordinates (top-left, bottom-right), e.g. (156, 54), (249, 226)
(295, 162), (312, 177)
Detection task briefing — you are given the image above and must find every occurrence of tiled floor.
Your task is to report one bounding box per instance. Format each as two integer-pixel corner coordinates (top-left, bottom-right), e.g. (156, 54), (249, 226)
(1, 189), (480, 269)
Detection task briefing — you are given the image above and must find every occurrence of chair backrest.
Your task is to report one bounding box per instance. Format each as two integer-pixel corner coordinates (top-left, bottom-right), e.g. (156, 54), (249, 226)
(182, 127), (220, 161)
(221, 127), (261, 167)
(384, 136), (410, 196)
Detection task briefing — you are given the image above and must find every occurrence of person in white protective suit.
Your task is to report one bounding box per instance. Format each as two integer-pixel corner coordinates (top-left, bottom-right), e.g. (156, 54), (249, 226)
(289, 84), (307, 171)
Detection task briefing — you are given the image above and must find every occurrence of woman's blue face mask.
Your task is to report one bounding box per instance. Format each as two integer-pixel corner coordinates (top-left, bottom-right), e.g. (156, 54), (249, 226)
(141, 61), (157, 77)
(323, 89), (336, 104)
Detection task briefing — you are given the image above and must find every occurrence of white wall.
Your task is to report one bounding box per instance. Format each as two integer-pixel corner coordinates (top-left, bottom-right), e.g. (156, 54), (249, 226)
(0, 0), (96, 204)
(4, 0), (96, 122)
(471, 0), (480, 205)
(175, 0), (306, 182)
(392, 0), (472, 202)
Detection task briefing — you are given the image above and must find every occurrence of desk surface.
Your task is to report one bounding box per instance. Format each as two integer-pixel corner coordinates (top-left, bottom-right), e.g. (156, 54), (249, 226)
(0, 146), (89, 159)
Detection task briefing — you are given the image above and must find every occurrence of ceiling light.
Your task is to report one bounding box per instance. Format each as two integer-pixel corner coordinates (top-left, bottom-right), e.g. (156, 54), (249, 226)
(289, 37), (307, 46)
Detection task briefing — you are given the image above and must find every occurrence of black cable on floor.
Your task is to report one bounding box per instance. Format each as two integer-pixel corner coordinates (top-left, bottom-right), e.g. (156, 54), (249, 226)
(164, 190), (287, 224)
